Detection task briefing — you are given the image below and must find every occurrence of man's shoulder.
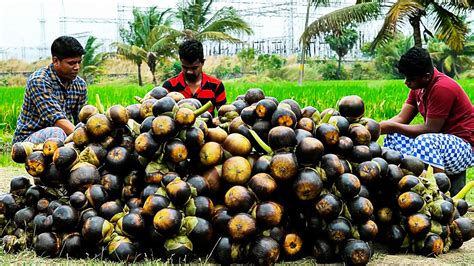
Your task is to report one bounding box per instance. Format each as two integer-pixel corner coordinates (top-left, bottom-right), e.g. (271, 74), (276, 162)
(74, 76), (87, 87)
(28, 65), (52, 83)
(163, 74), (184, 88)
(203, 72), (222, 85)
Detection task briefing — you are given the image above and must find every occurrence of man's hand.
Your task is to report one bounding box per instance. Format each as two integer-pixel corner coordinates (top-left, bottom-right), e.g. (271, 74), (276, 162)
(379, 117), (445, 138)
(380, 120), (396, 134)
(55, 119), (75, 135)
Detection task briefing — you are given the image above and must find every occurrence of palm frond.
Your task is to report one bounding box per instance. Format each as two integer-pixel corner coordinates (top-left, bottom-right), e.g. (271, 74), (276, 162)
(446, 0), (474, 9)
(202, 7), (253, 35)
(301, 2), (381, 46)
(370, 0), (422, 50)
(431, 2), (468, 52)
(197, 31), (242, 43)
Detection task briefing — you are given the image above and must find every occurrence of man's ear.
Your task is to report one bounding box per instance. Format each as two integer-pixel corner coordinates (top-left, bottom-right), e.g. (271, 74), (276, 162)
(52, 56), (60, 65)
(201, 58), (206, 65)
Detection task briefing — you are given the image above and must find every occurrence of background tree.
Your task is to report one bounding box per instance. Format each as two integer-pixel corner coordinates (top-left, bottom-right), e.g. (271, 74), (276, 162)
(428, 38), (474, 78)
(80, 36), (106, 84)
(325, 26), (358, 79)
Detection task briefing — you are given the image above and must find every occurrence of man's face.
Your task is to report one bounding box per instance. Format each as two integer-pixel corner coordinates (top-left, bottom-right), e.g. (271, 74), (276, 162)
(404, 73), (431, 90)
(53, 56), (82, 82)
(181, 58), (204, 82)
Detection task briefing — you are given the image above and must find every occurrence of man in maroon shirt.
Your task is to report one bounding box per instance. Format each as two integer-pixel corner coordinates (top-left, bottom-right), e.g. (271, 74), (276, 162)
(162, 40), (226, 115)
(381, 47), (473, 195)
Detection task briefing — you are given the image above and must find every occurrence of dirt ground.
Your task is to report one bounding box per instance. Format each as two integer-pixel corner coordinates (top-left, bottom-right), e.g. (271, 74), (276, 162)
(1, 166), (473, 265)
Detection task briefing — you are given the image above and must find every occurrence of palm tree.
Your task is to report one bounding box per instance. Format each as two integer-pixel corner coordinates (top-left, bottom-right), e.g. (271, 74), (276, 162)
(175, 0), (253, 42)
(428, 38), (474, 78)
(325, 26), (358, 79)
(117, 7), (176, 85)
(370, 0), (472, 53)
(80, 36), (107, 84)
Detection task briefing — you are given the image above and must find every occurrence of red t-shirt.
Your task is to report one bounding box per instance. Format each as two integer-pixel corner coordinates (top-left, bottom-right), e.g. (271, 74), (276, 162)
(162, 72), (226, 114)
(406, 68), (474, 147)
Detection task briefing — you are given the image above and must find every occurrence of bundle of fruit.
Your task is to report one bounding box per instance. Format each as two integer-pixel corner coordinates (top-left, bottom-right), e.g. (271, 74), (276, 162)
(1, 87), (472, 264)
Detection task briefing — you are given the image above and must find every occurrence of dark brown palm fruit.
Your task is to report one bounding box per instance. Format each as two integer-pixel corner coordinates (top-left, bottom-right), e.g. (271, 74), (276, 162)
(206, 127), (228, 143)
(267, 126), (296, 151)
(328, 115), (350, 136)
(69, 191), (88, 210)
(321, 153), (345, 181)
(149, 86), (169, 100)
(271, 107), (297, 128)
(255, 98), (277, 120)
(117, 212), (145, 239)
(99, 201), (123, 221)
(43, 137), (64, 157)
(79, 104), (99, 123)
(398, 191), (424, 215)
(386, 164), (404, 185)
(100, 173), (123, 199)
(139, 98), (157, 119)
(296, 117), (315, 132)
(240, 105), (257, 125)
(232, 99), (248, 113)
(249, 236), (280, 265)
(349, 125), (371, 146)
(371, 157), (388, 177)
(163, 235), (193, 262)
(126, 103), (142, 122)
(60, 232), (84, 258)
(161, 172), (180, 187)
(316, 123), (340, 147)
(153, 208), (183, 237)
(327, 217), (351, 244)
(119, 135), (135, 153)
(151, 115), (177, 139)
(72, 125), (90, 147)
(25, 151), (48, 177)
(225, 185), (255, 214)
(218, 104), (239, 120)
(228, 213), (257, 242)
(417, 233), (444, 257)
(222, 133), (252, 157)
(295, 137), (324, 166)
(245, 88), (265, 104)
(34, 232), (61, 257)
(311, 238), (336, 263)
(134, 132), (159, 158)
(338, 95), (365, 121)
(37, 198), (50, 212)
(429, 199), (455, 224)
(164, 139), (188, 163)
(80, 143), (108, 167)
(25, 185), (44, 206)
(280, 99), (302, 120)
(85, 184), (109, 209)
(252, 119), (272, 142)
(341, 239), (372, 266)
(9, 176), (31, 196)
(47, 200), (63, 215)
(14, 206), (35, 228)
(140, 116), (155, 134)
(358, 219), (378, 241)
(270, 152), (298, 181)
(180, 126), (205, 150)
(336, 173), (361, 199)
(86, 113), (112, 139)
(254, 201), (283, 228)
(356, 161), (381, 185)
(351, 145), (372, 163)
(252, 155), (272, 174)
(106, 104), (129, 127)
(335, 136), (353, 157)
(40, 163), (64, 188)
(186, 196), (214, 219)
(11, 141), (34, 163)
(52, 205), (78, 232)
(247, 173), (277, 201)
(340, 159), (352, 173)
(407, 213), (431, 239)
(293, 168), (323, 201)
(186, 175), (209, 196)
(451, 217), (473, 243)
(314, 193), (342, 220)
(281, 232), (303, 259)
(53, 146), (78, 170)
(384, 224), (407, 254)
(79, 208), (97, 224)
(142, 195), (169, 219)
(222, 156), (252, 185)
(382, 148), (403, 165)
(212, 207), (233, 235)
(434, 172), (451, 194)
(362, 117), (381, 141)
(183, 216), (214, 248)
(376, 207), (394, 224)
(82, 216), (114, 244)
(295, 128), (312, 145)
(166, 178), (192, 207)
(202, 165), (223, 196)
(368, 141), (382, 158)
(108, 235), (139, 262)
(348, 196), (374, 223)
(141, 184), (160, 203)
(199, 141), (224, 167)
(400, 155), (425, 176)
(453, 198), (469, 216)
(33, 213), (53, 233)
(105, 146), (130, 174)
(126, 198), (142, 211)
(398, 175), (421, 192)
(174, 107), (196, 128)
(301, 105), (318, 118)
(68, 162), (100, 192)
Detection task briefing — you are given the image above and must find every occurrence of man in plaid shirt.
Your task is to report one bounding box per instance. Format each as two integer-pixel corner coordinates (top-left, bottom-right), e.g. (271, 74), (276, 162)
(13, 36), (87, 144)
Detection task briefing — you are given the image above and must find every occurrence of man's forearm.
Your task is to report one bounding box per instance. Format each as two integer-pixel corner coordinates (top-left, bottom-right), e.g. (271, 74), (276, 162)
(54, 119), (75, 135)
(383, 122), (432, 138)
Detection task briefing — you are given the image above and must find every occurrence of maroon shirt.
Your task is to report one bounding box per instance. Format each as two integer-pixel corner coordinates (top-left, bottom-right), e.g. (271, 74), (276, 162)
(162, 72), (226, 114)
(406, 68), (474, 147)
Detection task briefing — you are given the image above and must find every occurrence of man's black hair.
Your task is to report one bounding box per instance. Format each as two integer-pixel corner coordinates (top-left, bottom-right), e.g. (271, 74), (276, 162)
(397, 47), (434, 77)
(179, 40), (204, 63)
(51, 36), (85, 60)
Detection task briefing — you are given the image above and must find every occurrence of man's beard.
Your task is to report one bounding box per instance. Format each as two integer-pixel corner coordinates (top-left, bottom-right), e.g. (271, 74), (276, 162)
(185, 73), (198, 82)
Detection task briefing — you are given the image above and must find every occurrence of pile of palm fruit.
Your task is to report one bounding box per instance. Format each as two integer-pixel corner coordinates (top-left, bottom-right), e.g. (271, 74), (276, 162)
(1, 87), (472, 264)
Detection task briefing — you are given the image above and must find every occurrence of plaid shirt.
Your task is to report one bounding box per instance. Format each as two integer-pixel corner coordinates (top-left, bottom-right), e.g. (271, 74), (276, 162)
(13, 64), (87, 143)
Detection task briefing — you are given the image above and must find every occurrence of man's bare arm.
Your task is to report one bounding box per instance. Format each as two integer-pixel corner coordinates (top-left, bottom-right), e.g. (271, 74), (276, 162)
(55, 119), (75, 135)
(380, 117), (445, 138)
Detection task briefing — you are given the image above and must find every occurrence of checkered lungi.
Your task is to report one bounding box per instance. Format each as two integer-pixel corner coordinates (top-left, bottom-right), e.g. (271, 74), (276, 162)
(384, 133), (473, 175)
(24, 127), (67, 144)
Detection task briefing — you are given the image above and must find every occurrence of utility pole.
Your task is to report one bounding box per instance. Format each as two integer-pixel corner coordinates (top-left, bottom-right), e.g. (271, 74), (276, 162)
(39, 2), (47, 58)
(298, 0), (313, 86)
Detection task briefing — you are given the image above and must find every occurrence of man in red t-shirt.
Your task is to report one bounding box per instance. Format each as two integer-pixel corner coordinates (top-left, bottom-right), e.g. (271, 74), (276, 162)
(381, 47), (473, 195)
(162, 40), (226, 115)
